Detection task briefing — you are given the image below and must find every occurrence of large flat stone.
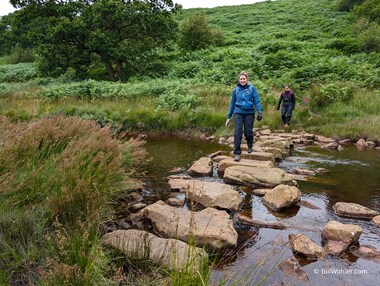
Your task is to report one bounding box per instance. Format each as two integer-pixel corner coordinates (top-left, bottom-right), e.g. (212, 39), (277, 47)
(223, 166), (296, 188)
(102, 229), (208, 271)
(143, 201), (238, 249)
(229, 150), (275, 162)
(218, 158), (274, 172)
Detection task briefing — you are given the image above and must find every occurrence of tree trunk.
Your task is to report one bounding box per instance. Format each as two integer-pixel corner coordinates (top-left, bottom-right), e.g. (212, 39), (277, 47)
(101, 55), (115, 80)
(117, 60), (123, 81)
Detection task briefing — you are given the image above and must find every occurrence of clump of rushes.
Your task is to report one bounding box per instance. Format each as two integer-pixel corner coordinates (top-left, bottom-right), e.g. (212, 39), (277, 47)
(0, 115), (145, 285)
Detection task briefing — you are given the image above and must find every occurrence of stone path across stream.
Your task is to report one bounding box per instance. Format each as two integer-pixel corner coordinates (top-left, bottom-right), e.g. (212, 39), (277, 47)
(102, 128), (380, 283)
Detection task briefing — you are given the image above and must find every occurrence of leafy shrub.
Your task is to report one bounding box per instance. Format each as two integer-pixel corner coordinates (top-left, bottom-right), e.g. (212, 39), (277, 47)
(263, 50), (305, 71)
(157, 91), (199, 110)
(353, 0), (380, 23)
(358, 22), (380, 52)
(179, 13), (224, 51)
(309, 82), (354, 108)
(325, 37), (360, 54)
(5, 43), (35, 64)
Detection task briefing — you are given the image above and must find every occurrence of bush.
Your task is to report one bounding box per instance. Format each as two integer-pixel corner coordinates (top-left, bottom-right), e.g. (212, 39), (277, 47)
(179, 13), (224, 51)
(358, 22), (380, 52)
(309, 82), (354, 108)
(5, 43), (35, 64)
(353, 0), (380, 24)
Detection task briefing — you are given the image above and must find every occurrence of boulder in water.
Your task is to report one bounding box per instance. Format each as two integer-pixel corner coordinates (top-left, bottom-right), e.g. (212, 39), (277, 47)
(333, 202), (379, 220)
(263, 184), (301, 211)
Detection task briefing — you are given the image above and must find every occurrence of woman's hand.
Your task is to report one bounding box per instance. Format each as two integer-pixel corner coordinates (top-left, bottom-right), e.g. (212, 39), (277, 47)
(225, 118), (231, 126)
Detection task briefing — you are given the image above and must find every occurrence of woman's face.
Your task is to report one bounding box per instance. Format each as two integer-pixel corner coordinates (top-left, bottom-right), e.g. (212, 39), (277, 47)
(239, 75), (248, 86)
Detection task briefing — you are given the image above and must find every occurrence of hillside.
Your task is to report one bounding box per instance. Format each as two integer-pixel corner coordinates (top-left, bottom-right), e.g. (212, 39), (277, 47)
(0, 0), (379, 138)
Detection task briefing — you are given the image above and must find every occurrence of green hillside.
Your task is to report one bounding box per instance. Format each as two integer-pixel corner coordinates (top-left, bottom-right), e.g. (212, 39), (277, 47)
(0, 0), (379, 139)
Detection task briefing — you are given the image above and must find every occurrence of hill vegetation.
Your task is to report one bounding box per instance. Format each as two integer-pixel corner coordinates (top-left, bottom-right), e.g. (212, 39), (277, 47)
(0, 0), (379, 139)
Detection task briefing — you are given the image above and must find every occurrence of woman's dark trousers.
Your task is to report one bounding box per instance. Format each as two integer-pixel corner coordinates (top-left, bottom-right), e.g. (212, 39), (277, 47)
(233, 113), (254, 155)
(281, 103), (293, 124)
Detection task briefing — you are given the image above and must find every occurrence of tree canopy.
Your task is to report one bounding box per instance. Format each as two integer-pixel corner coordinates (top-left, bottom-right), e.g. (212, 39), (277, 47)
(7, 0), (181, 80)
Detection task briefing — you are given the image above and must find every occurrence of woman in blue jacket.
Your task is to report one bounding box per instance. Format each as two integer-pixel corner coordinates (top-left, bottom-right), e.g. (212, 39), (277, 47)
(225, 71), (263, 162)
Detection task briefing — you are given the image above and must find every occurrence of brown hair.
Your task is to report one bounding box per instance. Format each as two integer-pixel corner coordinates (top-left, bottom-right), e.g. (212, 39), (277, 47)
(238, 71), (249, 81)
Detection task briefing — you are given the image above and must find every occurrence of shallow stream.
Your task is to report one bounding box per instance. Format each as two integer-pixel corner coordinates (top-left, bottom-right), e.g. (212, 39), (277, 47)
(138, 134), (380, 285)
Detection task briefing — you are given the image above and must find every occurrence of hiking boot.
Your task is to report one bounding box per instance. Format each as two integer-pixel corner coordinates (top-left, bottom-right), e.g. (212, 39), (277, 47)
(284, 123), (289, 128)
(234, 154), (241, 162)
(247, 147), (253, 153)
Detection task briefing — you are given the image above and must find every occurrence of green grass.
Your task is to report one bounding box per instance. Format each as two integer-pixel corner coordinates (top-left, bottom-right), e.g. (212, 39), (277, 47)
(0, 115), (146, 285)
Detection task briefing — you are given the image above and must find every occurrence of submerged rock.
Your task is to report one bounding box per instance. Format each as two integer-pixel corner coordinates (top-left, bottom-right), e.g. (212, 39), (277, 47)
(288, 234), (324, 260)
(185, 180), (243, 211)
(208, 150), (223, 159)
(296, 200), (321, 210)
(143, 201), (238, 249)
(235, 213), (285, 229)
(223, 166), (295, 188)
(350, 245), (380, 262)
(279, 257), (310, 286)
(292, 168), (316, 176)
(263, 184), (301, 211)
(333, 202), (380, 220)
(187, 157), (213, 176)
(102, 229), (208, 271)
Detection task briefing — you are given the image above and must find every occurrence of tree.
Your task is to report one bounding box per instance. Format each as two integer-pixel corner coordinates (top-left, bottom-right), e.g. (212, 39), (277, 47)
(8, 0), (181, 80)
(178, 13), (224, 52)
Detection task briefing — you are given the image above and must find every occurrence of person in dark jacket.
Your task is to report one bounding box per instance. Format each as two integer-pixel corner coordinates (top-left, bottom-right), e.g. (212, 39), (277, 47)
(277, 84), (295, 128)
(225, 71), (263, 162)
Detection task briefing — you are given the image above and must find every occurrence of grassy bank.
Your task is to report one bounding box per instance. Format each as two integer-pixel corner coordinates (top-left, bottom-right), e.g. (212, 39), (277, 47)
(0, 115), (150, 285)
(1, 74), (379, 139)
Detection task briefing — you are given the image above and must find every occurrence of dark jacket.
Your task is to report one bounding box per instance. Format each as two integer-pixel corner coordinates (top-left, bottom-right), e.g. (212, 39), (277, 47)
(227, 84), (262, 119)
(277, 90), (296, 110)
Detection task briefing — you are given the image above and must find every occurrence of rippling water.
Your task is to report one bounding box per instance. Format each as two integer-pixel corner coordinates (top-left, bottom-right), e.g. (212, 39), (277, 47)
(139, 135), (380, 285)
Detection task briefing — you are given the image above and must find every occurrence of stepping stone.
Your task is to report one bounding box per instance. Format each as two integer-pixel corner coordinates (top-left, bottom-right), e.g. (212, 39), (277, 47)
(143, 201), (238, 249)
(218, 157), (274, 173)
(187, 157), (213, 176)
(263, 184), (301, 211)
(102, 229), (208, 271)
(229, 150), (275, 162)
(288, 234), (324, 260)
(224, 166), (296, 189)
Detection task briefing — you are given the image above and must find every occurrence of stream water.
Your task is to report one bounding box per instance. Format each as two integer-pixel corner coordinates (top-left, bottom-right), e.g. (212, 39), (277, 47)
(138, 134), (380, 285)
